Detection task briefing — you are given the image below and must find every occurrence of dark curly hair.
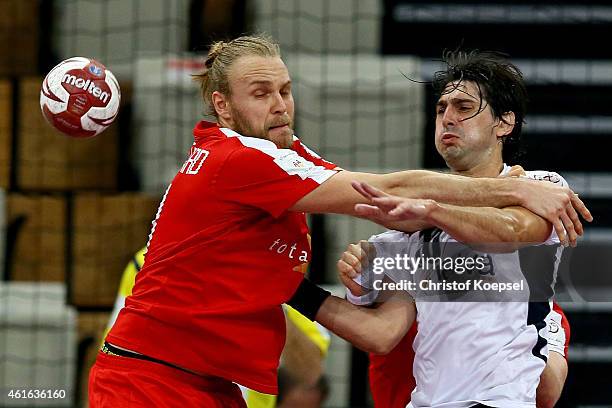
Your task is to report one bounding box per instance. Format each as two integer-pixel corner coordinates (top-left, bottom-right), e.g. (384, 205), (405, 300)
(432, 50), (528, 163)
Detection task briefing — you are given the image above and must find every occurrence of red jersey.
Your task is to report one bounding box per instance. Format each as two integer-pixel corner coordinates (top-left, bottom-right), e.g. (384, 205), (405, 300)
(107, 121), (338, 394)
(369, 322), (417, 408)
(369, 304), (570, 408)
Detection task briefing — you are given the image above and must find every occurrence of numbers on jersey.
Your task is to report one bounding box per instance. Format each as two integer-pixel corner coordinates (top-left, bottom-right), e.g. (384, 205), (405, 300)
(180, 147), (209, 175)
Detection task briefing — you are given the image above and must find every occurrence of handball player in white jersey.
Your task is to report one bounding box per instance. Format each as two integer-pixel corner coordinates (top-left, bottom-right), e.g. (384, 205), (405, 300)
(339, 50), (580, 408)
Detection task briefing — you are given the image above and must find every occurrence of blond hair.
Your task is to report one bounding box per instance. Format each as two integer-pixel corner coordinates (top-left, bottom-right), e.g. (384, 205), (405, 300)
(193, 35), (281, 117)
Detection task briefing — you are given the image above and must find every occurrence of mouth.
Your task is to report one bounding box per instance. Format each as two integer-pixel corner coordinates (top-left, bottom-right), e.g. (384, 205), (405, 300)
(269, 123), (290, 132)
(441, 132), (460, 144)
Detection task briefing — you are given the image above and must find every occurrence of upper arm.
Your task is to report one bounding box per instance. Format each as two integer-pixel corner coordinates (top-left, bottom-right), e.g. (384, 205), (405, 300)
(536, 351), (568, 408)
(290, 170), (383, 214)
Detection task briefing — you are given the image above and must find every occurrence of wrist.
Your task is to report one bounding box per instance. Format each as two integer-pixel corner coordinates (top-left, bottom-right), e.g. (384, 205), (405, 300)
(286, 278), (332, 321)
(494, 177), (524, 207)
(424, 200), (444, 227)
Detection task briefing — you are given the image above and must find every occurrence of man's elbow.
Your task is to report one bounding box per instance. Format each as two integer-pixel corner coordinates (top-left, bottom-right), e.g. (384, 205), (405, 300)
(368, 340), (395, 355)
(505, 208), (552, 245)
(497, 212), (538, 250)
(366, 326), (403, 355)
(473, 214), (523, 253)
(536, 386), (562, 408)
(536, 356), (567, 408)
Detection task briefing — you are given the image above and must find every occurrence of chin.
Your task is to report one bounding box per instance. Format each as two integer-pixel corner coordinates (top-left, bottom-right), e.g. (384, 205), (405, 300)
(269, 131), (293, 148)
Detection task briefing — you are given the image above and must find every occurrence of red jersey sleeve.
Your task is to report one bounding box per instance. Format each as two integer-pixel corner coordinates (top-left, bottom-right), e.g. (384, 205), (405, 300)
(214, 137), (338, 217)
(291, 137), (342, 170)
(369, 322), (418, 408)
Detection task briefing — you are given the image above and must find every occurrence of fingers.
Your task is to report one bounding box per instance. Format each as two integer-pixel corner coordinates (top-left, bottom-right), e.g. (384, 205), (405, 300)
(355, 203), (388, 219)
(566, 202), (583, 236)
(337, 259), (359, 280)
(340, 255), (361, 278)
(507, 165), (526, 177)
(552, 219), (567, 247)
(351, 181), (389, 201)
(388, 200), (428, 217)
(337, 243), (368, 279)
(558, 190), (591, 247)
(337, 244), (369, 297)
(370, 196), (403, 212)
(339, 272), (366, 297)
(570, 193), (593, 222)
(559, 211), (578, 247)
(337, 265), (363, 296)
(360, 181), (389, 198)
(351, 181), (373, 200)
(389, 202), (412, 217)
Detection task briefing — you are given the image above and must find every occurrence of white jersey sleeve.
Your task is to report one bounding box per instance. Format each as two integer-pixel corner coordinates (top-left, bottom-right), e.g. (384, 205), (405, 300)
(545, 307), (567, 357)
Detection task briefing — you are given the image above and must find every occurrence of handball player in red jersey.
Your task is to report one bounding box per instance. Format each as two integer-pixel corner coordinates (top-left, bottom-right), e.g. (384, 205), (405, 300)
(89, 35), (590, 407)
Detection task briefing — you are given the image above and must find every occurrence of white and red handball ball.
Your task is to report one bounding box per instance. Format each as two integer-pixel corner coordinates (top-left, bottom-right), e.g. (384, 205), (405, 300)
(40, 57), (121, 138)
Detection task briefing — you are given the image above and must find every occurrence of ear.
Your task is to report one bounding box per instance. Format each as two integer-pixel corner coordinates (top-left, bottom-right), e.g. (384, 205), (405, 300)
(495, 111), (515, 139)
(212, 91), (233, 125)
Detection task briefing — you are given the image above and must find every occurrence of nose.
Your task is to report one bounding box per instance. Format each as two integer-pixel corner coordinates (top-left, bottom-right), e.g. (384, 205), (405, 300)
(442, 106), (457, 128)
(271, 91), (287, 114)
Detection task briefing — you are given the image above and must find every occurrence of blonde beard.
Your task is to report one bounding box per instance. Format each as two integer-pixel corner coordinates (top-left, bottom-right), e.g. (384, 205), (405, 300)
(231, 109), (294, 148)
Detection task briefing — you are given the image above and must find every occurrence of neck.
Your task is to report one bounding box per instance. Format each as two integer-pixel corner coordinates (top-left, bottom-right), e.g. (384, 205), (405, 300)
(450, 158), (504, 178)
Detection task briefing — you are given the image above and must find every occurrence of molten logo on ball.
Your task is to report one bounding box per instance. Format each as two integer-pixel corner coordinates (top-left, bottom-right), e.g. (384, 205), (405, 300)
(61, 73), (111, 104)
(40, 57), (121, 138)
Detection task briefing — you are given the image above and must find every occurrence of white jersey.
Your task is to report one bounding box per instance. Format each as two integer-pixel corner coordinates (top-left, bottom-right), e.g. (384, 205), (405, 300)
(347, 165), (567, 408)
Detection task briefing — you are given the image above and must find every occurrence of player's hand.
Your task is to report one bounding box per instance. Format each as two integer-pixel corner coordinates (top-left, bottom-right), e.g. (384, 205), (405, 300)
(337, 241), (372, 297)
(516, 177), (592, 247)
(352, 181), (437, 222)
(504, 165), (526, 177)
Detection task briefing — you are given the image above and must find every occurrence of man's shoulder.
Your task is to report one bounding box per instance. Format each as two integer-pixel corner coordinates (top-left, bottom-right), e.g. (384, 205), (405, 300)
(200, 132), (281, 172)
(523, 169), (569, 187)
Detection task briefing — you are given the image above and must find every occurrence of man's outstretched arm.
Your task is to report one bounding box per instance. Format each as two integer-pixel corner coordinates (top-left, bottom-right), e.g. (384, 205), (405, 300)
(290, 170), (591, 246)
(348, 180), (585, 247)
(365, 199), (556, 251)
(287, 280), (415, 355)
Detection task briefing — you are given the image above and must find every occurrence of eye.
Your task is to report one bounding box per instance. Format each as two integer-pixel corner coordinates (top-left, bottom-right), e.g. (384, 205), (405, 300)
(436, 106), (445, 114)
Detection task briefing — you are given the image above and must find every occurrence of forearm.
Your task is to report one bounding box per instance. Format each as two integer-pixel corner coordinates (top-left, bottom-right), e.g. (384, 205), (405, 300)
(425, 203), (551, 251)
(370, 218), (433, 234)
(293, 170), (520, 217)
(372, 170), (522, 208)
(427, 203), (522, 249)
(314, 293), (414, 355)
